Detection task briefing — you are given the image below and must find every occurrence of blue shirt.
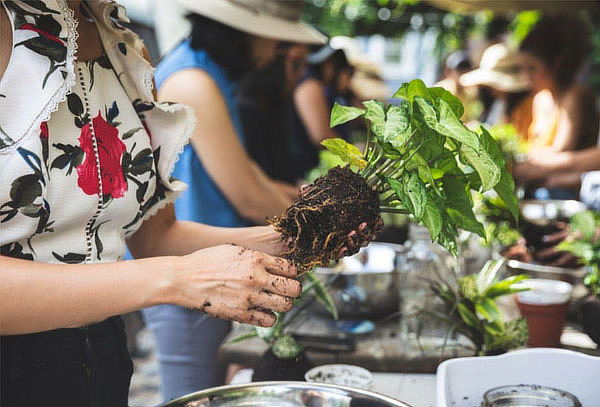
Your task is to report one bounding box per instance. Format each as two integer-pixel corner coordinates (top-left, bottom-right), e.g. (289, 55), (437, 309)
(155, 40), (250, 227)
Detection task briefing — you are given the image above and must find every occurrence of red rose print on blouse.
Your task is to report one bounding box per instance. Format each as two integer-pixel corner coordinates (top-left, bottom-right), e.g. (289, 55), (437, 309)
(76, 112), (128, 199)
(40, 122), (49, 139)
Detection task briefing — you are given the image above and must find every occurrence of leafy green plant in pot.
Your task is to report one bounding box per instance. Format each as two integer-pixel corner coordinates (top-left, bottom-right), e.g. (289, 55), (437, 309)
(429, 260), (530, 356)
(557, 210), (600, 347)
(229, 273), (338, 381)
(271, 79), (519, 271)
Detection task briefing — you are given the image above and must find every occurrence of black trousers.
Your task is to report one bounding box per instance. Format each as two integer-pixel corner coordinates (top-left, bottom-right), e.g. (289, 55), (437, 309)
(1, 316), (133, 407)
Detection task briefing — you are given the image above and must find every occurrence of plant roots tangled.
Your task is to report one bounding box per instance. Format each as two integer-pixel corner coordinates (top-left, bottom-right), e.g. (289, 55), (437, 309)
(271, 167), (381, 271)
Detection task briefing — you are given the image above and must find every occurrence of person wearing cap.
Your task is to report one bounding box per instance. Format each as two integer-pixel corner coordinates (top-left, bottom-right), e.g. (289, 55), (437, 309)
(141, 0), (376, 401)
(459, 43), (533, 141)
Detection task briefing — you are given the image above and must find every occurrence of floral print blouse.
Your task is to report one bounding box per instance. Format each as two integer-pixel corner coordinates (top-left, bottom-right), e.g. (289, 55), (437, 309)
(0, 0), (194, 263)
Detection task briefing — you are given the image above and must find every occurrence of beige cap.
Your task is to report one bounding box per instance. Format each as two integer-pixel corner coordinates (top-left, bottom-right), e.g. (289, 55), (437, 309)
(173, 0), (326, 44)
(459, 43), (530, 93)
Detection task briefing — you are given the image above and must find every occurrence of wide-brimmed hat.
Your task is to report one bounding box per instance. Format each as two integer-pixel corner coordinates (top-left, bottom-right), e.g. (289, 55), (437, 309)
(173, 0), (326, 44)
(459, 43), (530, 93)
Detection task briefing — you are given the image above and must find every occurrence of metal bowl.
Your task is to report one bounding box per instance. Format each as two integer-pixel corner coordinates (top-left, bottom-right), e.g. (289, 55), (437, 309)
(314, 242), (406, 319)
(160, 381), (412, 407)
(520, 200), (587, 226)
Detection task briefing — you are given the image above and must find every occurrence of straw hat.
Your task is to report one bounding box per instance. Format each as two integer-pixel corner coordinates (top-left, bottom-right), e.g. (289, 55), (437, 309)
(173, 0), (326, 44)
(459, 43), (530, 93)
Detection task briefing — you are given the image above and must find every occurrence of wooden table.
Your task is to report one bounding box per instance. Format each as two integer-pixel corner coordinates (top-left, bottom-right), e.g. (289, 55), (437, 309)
(220, 317), (473, 374)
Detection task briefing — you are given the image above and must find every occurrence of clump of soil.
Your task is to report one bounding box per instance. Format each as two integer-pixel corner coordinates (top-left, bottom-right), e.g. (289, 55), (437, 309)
(252, 350), (313, 381)
(271, 167), (381, 271)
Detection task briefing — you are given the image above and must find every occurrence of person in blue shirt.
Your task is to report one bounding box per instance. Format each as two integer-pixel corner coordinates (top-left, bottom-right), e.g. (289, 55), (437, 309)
(141, 0), (326, 401)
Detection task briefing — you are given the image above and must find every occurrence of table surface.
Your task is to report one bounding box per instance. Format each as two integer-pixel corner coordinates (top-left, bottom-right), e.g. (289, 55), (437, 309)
(221, 317), (474, 374)
(221, 316), (599, 375)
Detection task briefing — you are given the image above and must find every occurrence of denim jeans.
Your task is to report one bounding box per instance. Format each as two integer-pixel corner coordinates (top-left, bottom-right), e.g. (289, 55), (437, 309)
(1, 316), (133, 407)
(142, 305), (231, 402)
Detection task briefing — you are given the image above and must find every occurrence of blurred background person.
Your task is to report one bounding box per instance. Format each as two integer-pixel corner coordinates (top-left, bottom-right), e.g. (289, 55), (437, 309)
(435, 49), (480, 121)
(140, 0), (325, 401)
(515, 14), (599, 198)
(459, 43), (532, 140)
(237, 43), (310, 186)
(292, 45), (357, 177)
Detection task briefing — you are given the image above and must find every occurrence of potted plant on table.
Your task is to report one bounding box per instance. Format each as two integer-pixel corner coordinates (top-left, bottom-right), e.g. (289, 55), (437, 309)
(428, 259), (530, 356)
(229, 273), (338, 381)
(557, 210), (600, 346)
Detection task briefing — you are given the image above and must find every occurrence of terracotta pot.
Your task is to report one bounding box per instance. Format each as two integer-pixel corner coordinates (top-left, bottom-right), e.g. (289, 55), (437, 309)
(515, 279), (573, 348)
(517, 300), (569, 347)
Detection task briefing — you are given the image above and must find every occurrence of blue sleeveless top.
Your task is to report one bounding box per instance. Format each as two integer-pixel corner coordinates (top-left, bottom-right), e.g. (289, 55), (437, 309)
(155, 40), (249, 227)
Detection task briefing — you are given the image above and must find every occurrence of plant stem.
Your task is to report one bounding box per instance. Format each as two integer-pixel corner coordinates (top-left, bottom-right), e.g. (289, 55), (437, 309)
(380, 207), (410, 214)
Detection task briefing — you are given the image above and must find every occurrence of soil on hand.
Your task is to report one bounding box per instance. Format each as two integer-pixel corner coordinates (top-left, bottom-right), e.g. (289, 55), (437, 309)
(271, 167), (381, 271)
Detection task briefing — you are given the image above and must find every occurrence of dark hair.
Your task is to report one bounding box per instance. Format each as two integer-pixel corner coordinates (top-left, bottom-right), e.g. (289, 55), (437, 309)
(308, 49), (352, 85)
(187, 13), (254, 81)
(445, 50), (472, 73)
(520, 14), (591, 89)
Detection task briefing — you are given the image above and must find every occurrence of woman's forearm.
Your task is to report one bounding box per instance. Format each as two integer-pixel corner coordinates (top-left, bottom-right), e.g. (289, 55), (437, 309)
(0, 255), (175, 335)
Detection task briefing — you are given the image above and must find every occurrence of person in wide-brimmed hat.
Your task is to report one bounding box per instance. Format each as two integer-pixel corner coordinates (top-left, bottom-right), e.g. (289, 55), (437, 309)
(459, 43), (533, 141)
(139, 0), (373, 401)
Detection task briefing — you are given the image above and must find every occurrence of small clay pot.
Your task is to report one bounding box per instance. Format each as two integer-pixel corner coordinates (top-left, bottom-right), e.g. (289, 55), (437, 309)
(581, 295), (600, 347)
(252, 349), (313, 382)
(515, 279), (573, 348)
(517, 300), (569, 347)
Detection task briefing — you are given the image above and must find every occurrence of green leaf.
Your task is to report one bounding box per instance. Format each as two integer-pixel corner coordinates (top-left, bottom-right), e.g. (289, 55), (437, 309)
(557, 240), (594, 262)
(485, 274), (529, 299)
(305, 272), (338, 320)
(404, 172), (427, 218)
(393, 79), (428, 101)
(443, 177), (485, 238)
(363, 100), (386, 139)
(384, 104), (411, 147)
(415, 98), (480, 150)
(321, 138), (367, 169)
(272, 335), (303, 359)
(476, 260), (503, 293)
(330, 103), (365, 127)
(460, 144), (501, 192)
(422, 198), (443, 240)
(428, 86), (464, 118)
(475, 298), (502, 324)
(494, 171), (519, 222)
(457, 302), (480, 328)
(570, 211), (598, 241)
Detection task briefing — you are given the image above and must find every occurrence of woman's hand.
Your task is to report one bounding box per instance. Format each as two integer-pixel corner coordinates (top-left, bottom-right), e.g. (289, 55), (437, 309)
(170, 245), (300, 327)
(338, 218), (384, 258)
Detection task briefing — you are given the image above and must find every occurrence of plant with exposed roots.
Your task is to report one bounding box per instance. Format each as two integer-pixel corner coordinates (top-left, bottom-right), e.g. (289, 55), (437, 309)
(271, 79), (518, 270)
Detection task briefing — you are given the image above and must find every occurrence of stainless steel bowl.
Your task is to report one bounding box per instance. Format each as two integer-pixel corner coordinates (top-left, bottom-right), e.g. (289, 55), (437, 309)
(160, 381), (412, 407)
(314, 242), (406, 319)
(520, 200), (587, 226)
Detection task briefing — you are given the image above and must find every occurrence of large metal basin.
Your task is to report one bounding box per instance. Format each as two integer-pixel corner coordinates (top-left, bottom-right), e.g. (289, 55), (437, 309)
(160, 381), (412, 407)
(314, 242), (405, 319)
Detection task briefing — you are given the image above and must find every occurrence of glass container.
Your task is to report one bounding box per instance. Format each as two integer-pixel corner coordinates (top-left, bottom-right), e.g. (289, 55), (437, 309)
(483, 384), (582, 407)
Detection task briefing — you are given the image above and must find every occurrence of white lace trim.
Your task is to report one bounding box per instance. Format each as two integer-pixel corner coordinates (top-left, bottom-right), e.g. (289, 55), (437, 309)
(138, 102), (195, 224)
(14, 0), (79, 154)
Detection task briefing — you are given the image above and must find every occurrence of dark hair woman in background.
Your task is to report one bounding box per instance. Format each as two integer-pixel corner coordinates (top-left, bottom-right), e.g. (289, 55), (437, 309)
(137, 0), (333, 401)
(237, 43), (310, 185)
(292, 46), (356, 178)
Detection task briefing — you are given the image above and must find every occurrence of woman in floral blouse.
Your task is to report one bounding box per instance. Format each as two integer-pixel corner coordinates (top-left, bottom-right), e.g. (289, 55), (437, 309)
(0, 1), (302, 405)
